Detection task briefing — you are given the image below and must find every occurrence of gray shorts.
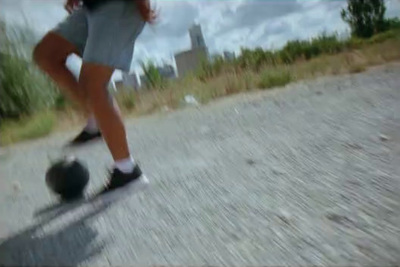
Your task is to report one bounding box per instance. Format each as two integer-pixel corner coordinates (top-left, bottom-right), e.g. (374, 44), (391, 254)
(52, 0), (145, 72)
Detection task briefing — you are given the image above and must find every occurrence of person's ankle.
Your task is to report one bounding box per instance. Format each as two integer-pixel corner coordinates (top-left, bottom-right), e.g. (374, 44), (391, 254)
(83, 126), (100, 134)
(84, 115), (99, 134)
(114, 156), (135, 174)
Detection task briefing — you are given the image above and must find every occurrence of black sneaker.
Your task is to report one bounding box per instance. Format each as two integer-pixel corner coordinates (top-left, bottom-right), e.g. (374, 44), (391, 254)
(96, 165), (149, 203)
(67, 129), (102, 147)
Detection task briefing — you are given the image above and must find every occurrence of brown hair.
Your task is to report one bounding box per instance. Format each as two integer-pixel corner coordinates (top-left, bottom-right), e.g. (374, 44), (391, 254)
(135, 0), (157, 24)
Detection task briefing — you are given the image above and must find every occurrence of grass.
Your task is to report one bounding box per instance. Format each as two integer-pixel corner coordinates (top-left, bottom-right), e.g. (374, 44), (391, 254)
(258, 69), (292, 89)
(115, 89), (137, 112)
(349, 64), (366, 73)
(0, 111), (56, 145)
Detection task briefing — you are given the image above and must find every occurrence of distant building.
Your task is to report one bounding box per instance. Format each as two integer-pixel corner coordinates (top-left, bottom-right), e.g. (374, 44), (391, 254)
(157, 64), (176, 79)
(223, 51), (235, 61)
(121, 72), (139, 90)
(175, 47), (208, 77)
(174, 24), (209, 78)
(189, 24), (206, 49)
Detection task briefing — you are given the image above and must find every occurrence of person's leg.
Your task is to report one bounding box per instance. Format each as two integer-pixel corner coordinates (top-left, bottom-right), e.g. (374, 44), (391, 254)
(33, 32), (88, 114)
(79, 63), (129, 161)
(34, 32), (106, 144)
(80, 62), (147, 197)
(79, 0), (147, 197)
(33, 7), (127, 146)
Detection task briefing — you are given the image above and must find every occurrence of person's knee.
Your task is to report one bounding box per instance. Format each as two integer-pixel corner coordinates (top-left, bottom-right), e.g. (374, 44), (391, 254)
(79, 63), (114, 105)
(33, 42), (59, 72)
(32, 33), (74, 71)
(79, 64), (114, 92)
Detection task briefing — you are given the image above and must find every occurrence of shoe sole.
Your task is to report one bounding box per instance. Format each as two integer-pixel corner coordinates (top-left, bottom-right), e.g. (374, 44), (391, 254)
(94, 175), (149, 205)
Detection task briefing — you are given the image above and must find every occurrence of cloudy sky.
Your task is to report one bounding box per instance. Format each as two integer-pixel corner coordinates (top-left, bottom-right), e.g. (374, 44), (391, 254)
(1, 0), (399, 76)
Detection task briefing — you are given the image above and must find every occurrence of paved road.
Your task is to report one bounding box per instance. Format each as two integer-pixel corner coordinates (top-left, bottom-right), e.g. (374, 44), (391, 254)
(0, 63), (400, 266)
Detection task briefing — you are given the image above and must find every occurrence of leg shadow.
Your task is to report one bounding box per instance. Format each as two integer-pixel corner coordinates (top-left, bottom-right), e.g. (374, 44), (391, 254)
(0, 201), (112, 266)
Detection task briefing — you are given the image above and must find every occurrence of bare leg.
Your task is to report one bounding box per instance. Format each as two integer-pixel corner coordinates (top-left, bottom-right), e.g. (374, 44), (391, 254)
(33, 32), (89, 114)
(33, 32), (123, 144)
(80, 62), (129, 161)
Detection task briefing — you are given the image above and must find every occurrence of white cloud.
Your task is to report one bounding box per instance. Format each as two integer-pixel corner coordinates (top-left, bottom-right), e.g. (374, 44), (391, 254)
(0, 0), (66, 34)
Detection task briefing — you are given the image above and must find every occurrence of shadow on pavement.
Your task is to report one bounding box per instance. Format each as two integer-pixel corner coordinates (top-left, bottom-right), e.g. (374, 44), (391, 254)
(33, 196), (89, 220)
(0, 201), (111, 266)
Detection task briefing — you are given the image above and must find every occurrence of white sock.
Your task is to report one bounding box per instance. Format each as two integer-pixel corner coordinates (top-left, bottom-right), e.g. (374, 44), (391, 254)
(84, 115), (99, 134)
(114, 156), (135, 173)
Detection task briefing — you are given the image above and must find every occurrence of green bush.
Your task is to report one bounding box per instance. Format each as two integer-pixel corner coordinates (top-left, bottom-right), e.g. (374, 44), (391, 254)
(197, 58), (215, 81)
(0, 54), (58, 119)
(367, 29), (400, 43)
(140, 60), (166, 90)
(193, 25), (398, 83)
(232, 33), (348, 71)
(197, 55), (226, 81)
(344, 28), (400, 48)
(0, 21), (58, 119)
(280, 33), (345, 63)
(384, 17), (400, 30)
(236, 47), (279, 71)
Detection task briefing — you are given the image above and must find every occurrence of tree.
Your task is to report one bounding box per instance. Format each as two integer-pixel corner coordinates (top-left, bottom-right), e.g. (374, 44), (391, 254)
(341, 0), (386, 38)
